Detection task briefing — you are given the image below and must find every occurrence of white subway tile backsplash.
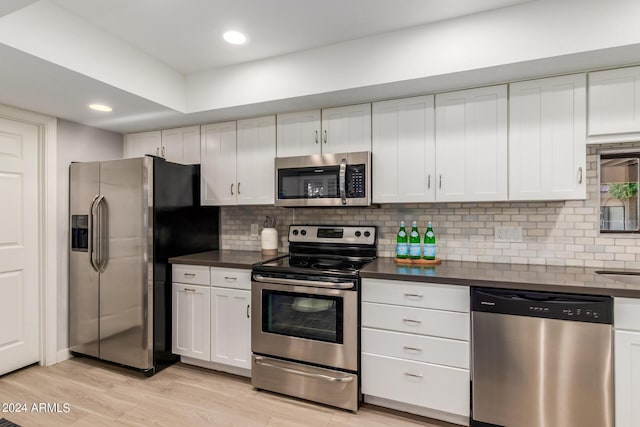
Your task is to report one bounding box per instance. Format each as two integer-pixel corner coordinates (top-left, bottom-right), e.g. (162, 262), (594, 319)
(220, 143), (640, 268)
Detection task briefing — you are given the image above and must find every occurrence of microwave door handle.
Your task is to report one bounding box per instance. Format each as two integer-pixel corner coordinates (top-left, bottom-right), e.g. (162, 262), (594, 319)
(339, 158), (347, 205)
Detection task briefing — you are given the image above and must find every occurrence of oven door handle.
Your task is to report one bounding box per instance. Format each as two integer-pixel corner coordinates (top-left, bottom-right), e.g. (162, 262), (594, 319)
(253, 274), (355, 290)
(339, 158), (347, 205)
(254, 356), (354, 383)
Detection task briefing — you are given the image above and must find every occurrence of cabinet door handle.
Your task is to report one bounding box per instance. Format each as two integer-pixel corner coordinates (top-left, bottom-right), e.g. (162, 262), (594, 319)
(404, 371), (423, 378)
(439, 175), (442, 189)
(315, 130), (319, 144)
(184, 273), (196, 278)
(323, 130), (327, 144)
(237, 182), (241, 195)
(403, 318), (422, 325)
(224, 276), (237, 281)
(578, 167), (583, 184)
(156, 147), (159, 156)
(161, 146), (165, 158)
(403, 346), (423, 352)
(404, 293), (423, 299)
(427, 174), (431, 189)
(231, 183), (234, 195)
(247, 304), (250, 319)
(184, 288), (196, 292)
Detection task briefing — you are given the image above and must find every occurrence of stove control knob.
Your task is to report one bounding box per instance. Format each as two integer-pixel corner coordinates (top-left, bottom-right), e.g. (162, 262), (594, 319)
(292, 229), (299, 236)
(364, 231), (371, 237)
(301, 229), (307, 236)
(355, 231), (362, 237)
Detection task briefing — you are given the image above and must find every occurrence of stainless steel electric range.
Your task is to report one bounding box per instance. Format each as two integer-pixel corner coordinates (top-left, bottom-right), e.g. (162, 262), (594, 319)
(251, 225), (377, 412)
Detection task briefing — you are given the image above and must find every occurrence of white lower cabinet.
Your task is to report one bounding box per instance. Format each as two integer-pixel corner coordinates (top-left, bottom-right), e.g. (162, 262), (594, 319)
(210, 287), (251, 369)
(172, 283), (211, 360)
(172, 265), (251, 376)
(361, 278), (470, 425)
(615, 298), (640, 427)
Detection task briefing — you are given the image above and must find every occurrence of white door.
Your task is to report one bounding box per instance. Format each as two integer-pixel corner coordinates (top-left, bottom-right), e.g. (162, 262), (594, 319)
(372, 95), (435, 203)
(509, 74), (586, 201)
(321, 104), (372, 154)
(435, 85), (508, 202)
(615, 330), (640, 427)
(200, 121), (237, 205)
(211, 287), (251, 369)
(124, 131), (161, 158)
(236, 115), (276, 205)
(162, 126), (201, 165)
(172, 283), (211, 360)
(589, 66), (640, 136)
(276, 110), (321, 157)
(0, 117), (39, 375)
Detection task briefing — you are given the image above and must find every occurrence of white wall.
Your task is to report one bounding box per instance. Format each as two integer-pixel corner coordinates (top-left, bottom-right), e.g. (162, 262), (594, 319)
(56, 119), (122, 356)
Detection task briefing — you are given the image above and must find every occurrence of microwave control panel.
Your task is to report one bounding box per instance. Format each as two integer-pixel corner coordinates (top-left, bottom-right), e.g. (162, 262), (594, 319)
(346, 164), (366, 198)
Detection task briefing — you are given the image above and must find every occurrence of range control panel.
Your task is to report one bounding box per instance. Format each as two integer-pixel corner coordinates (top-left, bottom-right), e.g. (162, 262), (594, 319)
(289, 225), (376, 245)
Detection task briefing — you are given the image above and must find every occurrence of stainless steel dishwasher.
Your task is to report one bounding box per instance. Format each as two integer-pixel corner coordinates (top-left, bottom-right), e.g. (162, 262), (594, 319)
(471, 288), (613, 427)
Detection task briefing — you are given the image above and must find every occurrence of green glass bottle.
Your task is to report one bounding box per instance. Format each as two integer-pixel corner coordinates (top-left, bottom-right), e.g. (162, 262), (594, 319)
(409, 221), (421, 259)
(396, 221), (408, 259)
(423, 221), (436, 260)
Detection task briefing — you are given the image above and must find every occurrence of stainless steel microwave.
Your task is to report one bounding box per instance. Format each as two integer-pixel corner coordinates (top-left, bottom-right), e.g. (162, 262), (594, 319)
(275, 151), (371, 207)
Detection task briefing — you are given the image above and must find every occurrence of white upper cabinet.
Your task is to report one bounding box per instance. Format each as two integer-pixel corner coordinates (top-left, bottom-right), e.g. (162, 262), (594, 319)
(124, 130), (161, 159)
(321, 103), (372, 154)
(372, 95), (435, 203)
(125, 126), (200, 164)
(201, 121), (237, 206)
(435, 85), (508, 202)
(200, 116), (275, 206)
(589, 66), (640, 137)
(161, 126), (201, 164)
(276, 110), (321, 157)
(236, 115), (276, 205)
(509, 74), (587, 201)
(276, 104), (371, 157)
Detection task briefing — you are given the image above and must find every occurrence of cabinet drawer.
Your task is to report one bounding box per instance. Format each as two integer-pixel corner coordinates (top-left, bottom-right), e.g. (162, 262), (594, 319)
(615, 298), (640, 331)
(362, 328), (469, 369)
(362, 278), (469, 312)
(362, 302), (469, 340)
(172, 264), (210, 286)
(362, 353), (469, 417)
(210, 267), (251, 290)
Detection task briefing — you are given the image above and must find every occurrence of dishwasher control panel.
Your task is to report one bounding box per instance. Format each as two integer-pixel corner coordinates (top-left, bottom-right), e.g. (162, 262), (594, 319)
(473, 288), (613, 324)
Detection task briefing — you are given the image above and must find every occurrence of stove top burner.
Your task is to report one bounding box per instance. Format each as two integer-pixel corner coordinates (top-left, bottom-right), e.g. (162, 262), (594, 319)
(311, 261), (356, 271)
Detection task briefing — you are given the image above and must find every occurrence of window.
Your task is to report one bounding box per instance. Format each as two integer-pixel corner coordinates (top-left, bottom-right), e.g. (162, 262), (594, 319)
(600, 153), (639, 232)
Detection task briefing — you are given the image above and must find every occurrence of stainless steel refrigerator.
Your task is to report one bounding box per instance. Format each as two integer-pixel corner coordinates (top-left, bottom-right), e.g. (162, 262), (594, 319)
(69, 156), (218, 375)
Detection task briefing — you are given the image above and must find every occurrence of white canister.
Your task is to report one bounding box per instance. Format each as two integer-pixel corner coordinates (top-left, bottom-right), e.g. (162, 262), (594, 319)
(261, 228), (278, 256)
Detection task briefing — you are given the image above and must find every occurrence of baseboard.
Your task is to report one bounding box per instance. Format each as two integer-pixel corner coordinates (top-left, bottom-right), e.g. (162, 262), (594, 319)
(364, 395), (469, 426)
(56, 348), (72, 363)
(180, 356), (251, 378)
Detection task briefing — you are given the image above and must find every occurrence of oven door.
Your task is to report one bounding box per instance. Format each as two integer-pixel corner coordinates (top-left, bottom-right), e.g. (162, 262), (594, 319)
(251, 278), (358, 372)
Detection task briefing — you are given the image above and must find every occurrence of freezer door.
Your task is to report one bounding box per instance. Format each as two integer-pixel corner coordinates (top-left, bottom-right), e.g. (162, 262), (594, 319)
(98, 158), (154, 370)
(69, 162), (100, 357)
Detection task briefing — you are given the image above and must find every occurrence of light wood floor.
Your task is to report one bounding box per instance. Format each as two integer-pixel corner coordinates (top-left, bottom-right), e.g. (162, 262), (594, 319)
(0, 358), (458, 426)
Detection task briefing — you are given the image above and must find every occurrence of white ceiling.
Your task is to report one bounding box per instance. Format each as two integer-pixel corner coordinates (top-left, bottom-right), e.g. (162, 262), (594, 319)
(2, 0), (640, 134)
(50, 0), (532, 74)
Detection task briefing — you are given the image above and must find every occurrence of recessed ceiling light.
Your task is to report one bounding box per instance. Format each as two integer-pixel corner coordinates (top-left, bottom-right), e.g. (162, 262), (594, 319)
(89, 104), (112, 112)
(223, 31), (248, 45)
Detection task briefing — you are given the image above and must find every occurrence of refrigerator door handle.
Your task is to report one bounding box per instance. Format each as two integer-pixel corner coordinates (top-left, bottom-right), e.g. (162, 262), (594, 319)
(93, 195), (106, 272)
(88, 194), (101, 272)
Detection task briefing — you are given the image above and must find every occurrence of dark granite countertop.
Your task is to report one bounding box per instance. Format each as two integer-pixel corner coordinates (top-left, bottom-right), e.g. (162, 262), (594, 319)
(168, 250), (280, 270)
(360, 257), (640, 298)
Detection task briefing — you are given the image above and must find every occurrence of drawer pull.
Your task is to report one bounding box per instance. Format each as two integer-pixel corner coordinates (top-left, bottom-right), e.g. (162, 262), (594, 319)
(224, 276), (237, 281)
(403, 318), (422, 325)
(404, 293), (423, 299)
(404, 371), (423, 378)
(402, 346), (423, 352)
(183, 273), (196, 278)
(184, 288), (196, 292)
